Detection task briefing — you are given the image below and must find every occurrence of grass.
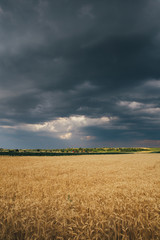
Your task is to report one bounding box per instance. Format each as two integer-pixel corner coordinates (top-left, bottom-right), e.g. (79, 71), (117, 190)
(150, 148), (160, 153)
(0, 154), (160, 239)
(0, 147), (154, 156)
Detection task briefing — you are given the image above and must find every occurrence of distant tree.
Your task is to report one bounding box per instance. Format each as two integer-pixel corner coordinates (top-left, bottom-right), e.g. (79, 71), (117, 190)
(85, 148), (89, 153)
(79, 148), (83, 152)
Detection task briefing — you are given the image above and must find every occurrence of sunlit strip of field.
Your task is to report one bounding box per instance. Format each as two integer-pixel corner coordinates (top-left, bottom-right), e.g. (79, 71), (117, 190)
(0, 154), (160, 240)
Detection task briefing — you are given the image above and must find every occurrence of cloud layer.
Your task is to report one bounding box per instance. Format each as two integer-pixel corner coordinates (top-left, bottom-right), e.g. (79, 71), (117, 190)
(0, 0), (160, 148)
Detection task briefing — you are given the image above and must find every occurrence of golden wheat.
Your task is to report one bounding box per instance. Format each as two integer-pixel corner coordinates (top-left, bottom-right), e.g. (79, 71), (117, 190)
(0, 154), (160, 240)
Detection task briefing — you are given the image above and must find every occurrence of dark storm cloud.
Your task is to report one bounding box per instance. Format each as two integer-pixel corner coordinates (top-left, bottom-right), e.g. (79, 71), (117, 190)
(0, 0), (160, 147)
(0, 127), (65, 149)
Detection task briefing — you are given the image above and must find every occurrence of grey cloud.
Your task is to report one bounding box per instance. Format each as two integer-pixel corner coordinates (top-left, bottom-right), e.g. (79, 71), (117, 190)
(0, 0), (160, 147)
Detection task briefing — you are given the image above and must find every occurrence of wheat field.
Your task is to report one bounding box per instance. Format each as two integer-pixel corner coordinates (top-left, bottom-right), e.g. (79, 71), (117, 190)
(0, 154), (160, 240)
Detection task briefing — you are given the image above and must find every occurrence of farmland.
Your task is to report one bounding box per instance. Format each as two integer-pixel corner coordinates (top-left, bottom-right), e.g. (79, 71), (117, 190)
(0, 154), (160, 239)
(0, 147), (156, 156)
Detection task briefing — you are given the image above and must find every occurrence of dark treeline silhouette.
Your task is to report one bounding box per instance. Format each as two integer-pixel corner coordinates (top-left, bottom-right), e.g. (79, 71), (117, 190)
(0, 147), (152, 156)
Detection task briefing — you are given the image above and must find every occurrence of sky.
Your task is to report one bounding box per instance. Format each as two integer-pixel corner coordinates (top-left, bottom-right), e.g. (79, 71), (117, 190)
(0, 0), (160, 149)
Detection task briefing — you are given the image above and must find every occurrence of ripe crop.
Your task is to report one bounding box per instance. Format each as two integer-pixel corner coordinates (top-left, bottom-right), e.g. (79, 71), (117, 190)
(0, 154), (160, 239)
